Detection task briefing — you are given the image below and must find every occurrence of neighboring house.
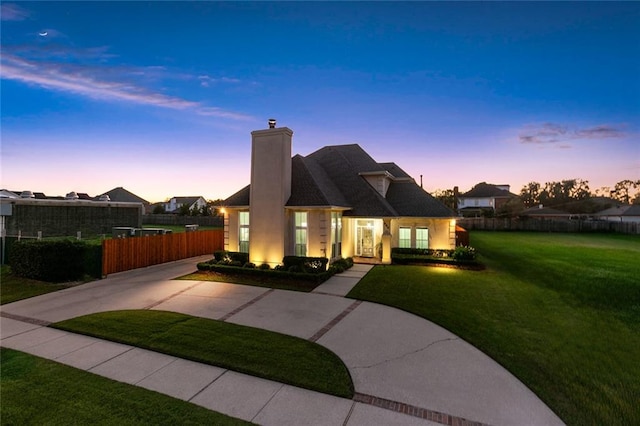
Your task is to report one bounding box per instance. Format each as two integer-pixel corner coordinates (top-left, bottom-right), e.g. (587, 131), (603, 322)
(520, 205), (571, 219)
(222, 122), (456, 267)
(458, 182), (517, 217)
(164, 196), (207, 214)
(592, 205), (640, 223)
(97, 187), (151, 213)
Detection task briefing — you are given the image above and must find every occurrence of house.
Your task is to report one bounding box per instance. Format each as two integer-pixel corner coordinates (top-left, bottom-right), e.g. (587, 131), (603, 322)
(98, 187), (151, 213)
(592, 205), (640, 223)
(222, 121), (456, 267)
(458, 182), (518, 217)
(520, 205), (571, 219)
(163, 196), (207, 214)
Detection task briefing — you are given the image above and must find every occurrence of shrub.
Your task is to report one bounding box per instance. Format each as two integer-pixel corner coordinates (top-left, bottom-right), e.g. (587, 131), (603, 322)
(197, 262), (211, 271)
(282, 256), (328, 274)
(243, 262), (256, 269)
(259, 263), (271, 270)
(229, 260), (242, 267)
(9, 239), (101, 282)
(452, 246), (477, 261)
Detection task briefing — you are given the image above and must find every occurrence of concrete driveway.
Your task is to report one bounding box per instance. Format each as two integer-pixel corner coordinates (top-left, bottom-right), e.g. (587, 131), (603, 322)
(1, 256), (564, 426)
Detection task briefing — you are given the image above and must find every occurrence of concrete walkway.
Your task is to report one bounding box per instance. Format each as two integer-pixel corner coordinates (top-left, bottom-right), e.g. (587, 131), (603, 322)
(1, 257), (564, 426)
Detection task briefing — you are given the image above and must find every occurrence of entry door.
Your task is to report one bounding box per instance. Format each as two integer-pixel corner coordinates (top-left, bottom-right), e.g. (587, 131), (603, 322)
(356, 221), (375, 257)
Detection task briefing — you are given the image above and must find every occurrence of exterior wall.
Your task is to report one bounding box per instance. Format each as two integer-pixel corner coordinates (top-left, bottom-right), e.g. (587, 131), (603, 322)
(390, 218), (455, 250)
(1, 199), (142, 238)
(458, 197), (494, 209)
(223, 209), (241, 251)
(249, 127), (293, 266)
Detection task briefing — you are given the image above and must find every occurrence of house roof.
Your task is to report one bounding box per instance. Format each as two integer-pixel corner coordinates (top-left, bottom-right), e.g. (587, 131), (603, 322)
(224, 143), (455, 218)
(593, 205), (640, 217)
(171, 196), (203, 205)
(521, 206), (570, 216)
(460, 182), (516, 198)
(98, 187), (149, 204)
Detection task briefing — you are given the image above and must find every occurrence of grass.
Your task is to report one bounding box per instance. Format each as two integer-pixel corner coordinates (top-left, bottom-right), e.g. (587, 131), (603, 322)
(0, 265), (72, 305)
(0, 347), (250, 425)
(347, 232), (640, 425)
(177, 270), (320, 292)
(53, 310), (354, 398)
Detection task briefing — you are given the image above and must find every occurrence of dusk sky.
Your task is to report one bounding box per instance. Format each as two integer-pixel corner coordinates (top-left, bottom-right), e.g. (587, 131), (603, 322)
(2, 1), (639, 203)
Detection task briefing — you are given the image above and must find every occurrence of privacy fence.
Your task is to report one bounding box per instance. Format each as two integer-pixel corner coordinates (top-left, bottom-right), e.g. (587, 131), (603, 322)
(458, 218), (639, 235)
(102, 229), (224, 275)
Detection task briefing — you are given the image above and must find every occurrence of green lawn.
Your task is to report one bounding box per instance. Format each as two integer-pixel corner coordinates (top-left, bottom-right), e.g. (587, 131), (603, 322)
(53, 310), (354, 398)
(347, 232), (640, 425)
(0, 347), (250, 425)
(0, 265), (72, 305)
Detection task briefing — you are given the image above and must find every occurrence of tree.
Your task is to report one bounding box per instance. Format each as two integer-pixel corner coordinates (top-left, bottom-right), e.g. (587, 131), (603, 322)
(433, 189), (457, 211)
(152, 204), (165, 214)
(611, 179), (640, 204)
(178, 204), (192, 216)
(520, 182), (542, 208)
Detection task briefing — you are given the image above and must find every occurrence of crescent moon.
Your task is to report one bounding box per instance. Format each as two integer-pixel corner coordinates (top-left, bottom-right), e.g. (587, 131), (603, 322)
(39, 31), (48, 36)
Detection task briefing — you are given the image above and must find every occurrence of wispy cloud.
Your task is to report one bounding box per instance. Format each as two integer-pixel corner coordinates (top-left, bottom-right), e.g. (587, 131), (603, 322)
(198, 74), (241, 87)
(0, 50), (252, 120)
(518, 122), (626, 147)
(1, 3), (30, 21)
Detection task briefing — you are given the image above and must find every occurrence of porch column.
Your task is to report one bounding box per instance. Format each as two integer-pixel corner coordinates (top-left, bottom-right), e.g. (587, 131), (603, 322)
(382, 218), (392, 264)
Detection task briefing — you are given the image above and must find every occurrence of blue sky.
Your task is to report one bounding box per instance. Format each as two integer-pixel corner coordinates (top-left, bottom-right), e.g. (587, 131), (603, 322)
(2, 1), (638, 202)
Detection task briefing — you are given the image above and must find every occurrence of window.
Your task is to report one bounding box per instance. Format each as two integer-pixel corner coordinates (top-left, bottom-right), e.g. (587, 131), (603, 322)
(399, 227), (411, 248)
(239, 211), (249, 253)
(416, 228), (429, 249)
(331, 212), (342, 258)
(295, 212), (308, 256)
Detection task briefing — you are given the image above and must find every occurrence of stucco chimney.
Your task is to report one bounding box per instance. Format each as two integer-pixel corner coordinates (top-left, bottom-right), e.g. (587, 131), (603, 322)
(249, 120), (293, 266)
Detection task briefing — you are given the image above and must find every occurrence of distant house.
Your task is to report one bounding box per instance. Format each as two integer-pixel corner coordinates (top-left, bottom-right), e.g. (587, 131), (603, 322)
(592, 205), (640, 223)
(222, 122), (456, 266)
(164, 196), (207, 214)
(520, 205), (571, 219)
(458, 182), (518, 217)
(97, 187), (151, 213)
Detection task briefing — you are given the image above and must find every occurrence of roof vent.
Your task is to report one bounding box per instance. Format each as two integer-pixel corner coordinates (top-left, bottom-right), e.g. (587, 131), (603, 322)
(268, 118), (276, 128)
(20, 190), (35, 198)
(65, 191), (79, 200)
(99, 194), (111, 202)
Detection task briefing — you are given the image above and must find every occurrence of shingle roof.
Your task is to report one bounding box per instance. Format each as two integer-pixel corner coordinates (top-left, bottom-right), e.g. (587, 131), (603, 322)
(594, 205), (640, 217)
(461, 182), (515, 198)
(224, 143), (454, 218)
(99, 187), (149, 204)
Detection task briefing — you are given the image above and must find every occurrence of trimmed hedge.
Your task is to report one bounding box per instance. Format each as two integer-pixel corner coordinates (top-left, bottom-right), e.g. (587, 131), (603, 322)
(196, 256), (354, 286)
(213, 250), (249, 264)
(9, 239), (102, 283)
(391, 247), (480, 268)
(282, 256), (328, 274)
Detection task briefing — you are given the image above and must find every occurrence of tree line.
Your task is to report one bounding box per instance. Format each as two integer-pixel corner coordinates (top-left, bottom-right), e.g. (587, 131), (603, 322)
(434, 179), (640, 214)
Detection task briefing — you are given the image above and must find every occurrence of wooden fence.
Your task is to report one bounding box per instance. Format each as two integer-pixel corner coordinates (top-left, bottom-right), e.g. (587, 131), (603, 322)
(458, 218), (639, 234)
(102, 229), (224, 276)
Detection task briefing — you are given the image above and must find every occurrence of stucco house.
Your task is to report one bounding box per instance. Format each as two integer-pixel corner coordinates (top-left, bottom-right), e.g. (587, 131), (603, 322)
(222, 122), (456, 267)
(592, 205), (640, 223)
(458, 182), (517, 217)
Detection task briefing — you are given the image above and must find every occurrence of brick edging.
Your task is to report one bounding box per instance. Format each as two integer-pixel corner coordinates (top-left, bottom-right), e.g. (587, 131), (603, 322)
(218, 289), (275, 321)
(308, 300), (362, 343)
(0, 311), (51, 326)
(353, 392), (490, 426)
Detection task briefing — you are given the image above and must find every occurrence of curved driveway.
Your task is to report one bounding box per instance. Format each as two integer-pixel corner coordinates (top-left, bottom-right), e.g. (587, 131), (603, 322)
(1, 256), (563, 426)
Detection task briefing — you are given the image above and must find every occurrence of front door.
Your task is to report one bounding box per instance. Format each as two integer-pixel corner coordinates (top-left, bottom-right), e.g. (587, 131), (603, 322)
(356, 220), (375, 257)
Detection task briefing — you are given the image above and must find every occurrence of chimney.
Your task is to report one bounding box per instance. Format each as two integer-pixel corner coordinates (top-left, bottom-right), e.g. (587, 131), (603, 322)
(453, 186), (459, 211)
(249, 119), (293, 266)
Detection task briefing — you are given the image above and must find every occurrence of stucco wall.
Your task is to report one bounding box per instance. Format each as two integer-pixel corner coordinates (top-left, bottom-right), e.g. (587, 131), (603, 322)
(390, 217), (455, 250)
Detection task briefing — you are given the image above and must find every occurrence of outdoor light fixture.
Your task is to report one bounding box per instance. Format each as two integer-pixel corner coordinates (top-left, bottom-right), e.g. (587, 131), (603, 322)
(268, 118), (276, 128)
